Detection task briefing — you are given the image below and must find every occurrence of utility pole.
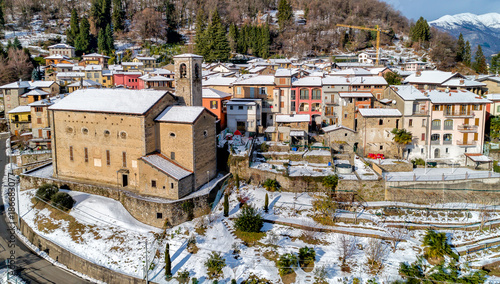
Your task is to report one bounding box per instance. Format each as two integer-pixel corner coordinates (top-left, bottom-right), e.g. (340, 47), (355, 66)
(145, 240), (148, 284)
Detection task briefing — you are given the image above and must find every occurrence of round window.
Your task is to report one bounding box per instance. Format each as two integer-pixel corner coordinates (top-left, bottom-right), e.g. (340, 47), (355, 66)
(66, 126), (73, 133)
(120, 131), (127, 139)
(82, 128), (89, 135)
(104, 130), (110, 137)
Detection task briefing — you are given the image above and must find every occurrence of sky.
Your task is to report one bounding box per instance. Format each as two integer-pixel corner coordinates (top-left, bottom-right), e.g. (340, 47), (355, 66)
(380, 0), (500, 21)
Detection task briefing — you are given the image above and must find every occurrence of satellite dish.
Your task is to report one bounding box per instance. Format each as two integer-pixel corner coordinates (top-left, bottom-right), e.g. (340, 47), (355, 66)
(392, 100), (397, 105)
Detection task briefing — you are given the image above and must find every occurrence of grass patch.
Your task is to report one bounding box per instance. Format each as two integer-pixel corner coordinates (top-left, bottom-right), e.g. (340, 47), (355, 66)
(298, 232), (327, 246)
(262, 249), (279, 263)
(312, 215), (336, 226)
(234, 230), (266, 246)
(195, 227), (207, 236)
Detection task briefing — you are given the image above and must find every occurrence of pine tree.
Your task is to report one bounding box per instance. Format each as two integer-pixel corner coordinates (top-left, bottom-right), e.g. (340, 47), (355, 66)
(105, 24), (114, 54)
(76, 18), (91, 55)
(456, 33), (465, 62)
(473, 45), (488, 74)
(165, 243), (172, 278)
(205, 9), (229, 63)
(112, 0), (125, 32)
(264, 193), (269, 213)
(491, 54), (500, 75)
(0, 0), (4, 31)
(194, 9), (207, 57)
(97, 29), (106, 54)
(464, 41), (471, 67)
(67, 9), (80, 47)
(101, 0), (112, 31)
(260, 24), (270, 59)
(13, 37), (22, 49)
(223, 193), (229, 217)
(162, 0), (176, 28)
(410, 17), (430, 43)
(31, 68), (39, 80)
(228, 24), (238, 53)
(277, 0), (293, 31)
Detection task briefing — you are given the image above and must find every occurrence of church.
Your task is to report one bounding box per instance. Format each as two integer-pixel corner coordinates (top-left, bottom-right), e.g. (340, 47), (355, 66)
(49, 54), (218, 199)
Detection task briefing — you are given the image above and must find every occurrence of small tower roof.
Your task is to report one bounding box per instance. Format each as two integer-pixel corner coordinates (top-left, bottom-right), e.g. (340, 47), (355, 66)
(173, 53), (203, 59)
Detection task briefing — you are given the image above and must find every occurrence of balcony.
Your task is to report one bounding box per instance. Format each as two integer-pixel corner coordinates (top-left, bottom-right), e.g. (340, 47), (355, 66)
(443, 140), (452, 145)
(457, 125), (478, 132)
(413, 110), (428, 116)
(10, 119), (30, 124)
(430, 140), (440, 145)
(456, 140), (476, 146)
(444, 110), (474, 118)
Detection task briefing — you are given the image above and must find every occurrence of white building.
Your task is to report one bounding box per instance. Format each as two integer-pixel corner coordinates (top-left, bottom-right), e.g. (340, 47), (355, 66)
(225, 99), (262, 134)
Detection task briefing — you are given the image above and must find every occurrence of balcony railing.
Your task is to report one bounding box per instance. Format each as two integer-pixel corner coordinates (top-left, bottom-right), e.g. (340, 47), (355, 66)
(413, 110), (428, 115)
(431, 126), (441, 130)
(10, 119), (30, 123)
(444, 110), (474, 117)
(456, 140), (476, 146)
(443, 140), (452, 145)
(457, 125), (478, 132)
(430, 140), (440, 145)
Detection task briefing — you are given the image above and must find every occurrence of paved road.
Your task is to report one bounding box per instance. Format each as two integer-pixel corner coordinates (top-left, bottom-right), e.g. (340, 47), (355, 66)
(0, 134), (90, 283)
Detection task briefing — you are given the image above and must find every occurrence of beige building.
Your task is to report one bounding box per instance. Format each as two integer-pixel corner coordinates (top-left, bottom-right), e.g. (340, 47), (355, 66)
(48, 43), (75, 58)
(358, 108), (402, 157)
(323, 125), (357, 153)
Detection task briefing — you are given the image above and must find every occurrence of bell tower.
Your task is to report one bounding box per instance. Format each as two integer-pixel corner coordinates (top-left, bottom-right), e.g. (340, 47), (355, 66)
(173, 54), (203, 106)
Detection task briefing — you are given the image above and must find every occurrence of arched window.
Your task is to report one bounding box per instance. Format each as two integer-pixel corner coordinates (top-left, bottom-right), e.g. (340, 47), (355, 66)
(312, 89), (321, 100)
(431, 119), (441, 130)
(431, 134), (440, 144)
(444, 119), (453, 130)
(180, 63), (187, 78)
(443, 134), (452, 144)
(299, 89), (309, 100)
(194, 63), (200, 79)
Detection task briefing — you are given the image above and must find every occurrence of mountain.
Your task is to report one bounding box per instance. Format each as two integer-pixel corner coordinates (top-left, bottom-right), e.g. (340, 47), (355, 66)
(429, 13), (500, 57)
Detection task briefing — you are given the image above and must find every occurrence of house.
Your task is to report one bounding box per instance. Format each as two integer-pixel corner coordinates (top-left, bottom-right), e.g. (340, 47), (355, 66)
(8, 105), (31, 136)
(292, 76), (323, 124)
(202, 77), (237, 94)
(45, 54), (73, 66)
(0, 80), (59, 115)
(67, 79), (102, 93)
(81, 53), (110, 67)
(403, 71), (484, 93)
(28, 95), (66, 149)
(338, 92), (374, 131)
(56, 72), (86, 87)
(49, 54), (218, 200)
(272, 69), (297, 115)
(231, 75), (275, 126)
(202, 88), (231, 129)
(132, 56), (157, 68)
(321, 76), (350, 126)
(322, 125), (357, 153)
(358, 52), (377, 64)
(101, 70), (114, 88)
(113, 72), (142, 89)
(226, 99), (262, 134)
(122, 62), (144, 71)
(138, 74), (174, 90)
(358, 108), (403, 157)
(404, 61), (426, 72)
(265, 114), (309, 146)
(476, 76), (500, 94)
(486, 94), (500, 118)
(48, 43), (75, 58)
(84, 65), (103, 84)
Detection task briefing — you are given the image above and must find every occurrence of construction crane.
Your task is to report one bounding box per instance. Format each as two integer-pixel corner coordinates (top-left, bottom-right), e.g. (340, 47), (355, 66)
(336, 24), (390, 66)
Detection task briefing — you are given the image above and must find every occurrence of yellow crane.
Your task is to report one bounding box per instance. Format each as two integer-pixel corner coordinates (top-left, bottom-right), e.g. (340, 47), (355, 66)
(336, 24), (390, 66)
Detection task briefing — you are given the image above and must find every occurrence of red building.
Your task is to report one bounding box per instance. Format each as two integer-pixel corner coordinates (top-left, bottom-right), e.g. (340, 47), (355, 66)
(202, 88), (232, 129)
(113, 72), (142, 89)
(291, 77), (323, 123)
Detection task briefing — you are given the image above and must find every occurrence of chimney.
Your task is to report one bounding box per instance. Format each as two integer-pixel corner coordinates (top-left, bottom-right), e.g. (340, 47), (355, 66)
(459, 79), (465, 85)
(416, 71), (421, 77)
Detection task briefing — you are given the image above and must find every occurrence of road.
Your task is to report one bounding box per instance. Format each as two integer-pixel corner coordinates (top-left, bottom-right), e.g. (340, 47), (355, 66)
(0, 134), (90, 284)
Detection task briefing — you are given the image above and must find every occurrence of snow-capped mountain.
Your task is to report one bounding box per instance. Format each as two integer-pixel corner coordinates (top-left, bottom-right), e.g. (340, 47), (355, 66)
(429, 13), (500, 56)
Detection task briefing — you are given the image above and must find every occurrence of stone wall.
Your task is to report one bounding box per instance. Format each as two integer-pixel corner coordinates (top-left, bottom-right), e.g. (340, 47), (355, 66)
(10, 152), (52, 167)
(372, 160), (413, 172)
(20, 165), (226, 228)
(16, 215), (144, 284)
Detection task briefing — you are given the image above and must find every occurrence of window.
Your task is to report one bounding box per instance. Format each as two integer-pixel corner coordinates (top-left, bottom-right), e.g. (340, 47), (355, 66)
(433, 105), (440, 111)
(82, 127), (89, 135)
(122, 152), (127, 167)
(409, 119), (413, 127)
(379, 119), (383, 125)
(291, 90), (296, 100)
(291, 102), (296, 112)
(35, 107), (43, 112)
(474, 133), (478, 141)
(475, 118), (479, 126)
(106, 150), (110, 165)
(247, 106), (253, 110)
(312, 89), (321, 100)
(204, 130), (208, 137)
(229, 106), (233, 110)
(37, 118), (42, 124)
(443, 134), (452, 143)
(84, 147), (88, 163)
(300, 89), (309, 100)
(170, 132), (176, 137)
(422, 119), (426, 127)
(380, 145), (383, 150)
(104, 130), (110, 137)
(170, 183), (174, 189)
(238, 106), (243, 110)
(151, 180), (157, 188)
(171, 152), (175, 160)
(473, 104), (479, 110)
(421, 133), (425, 141)
(156, 213), (163, 219)
(279, 78), (286, 84)
(195, 63), (200, 79)
(259, 87), (266, 95)
(236, 87), (241, 95)
(431, 119), (441, 130)
(444, 119), (453, 130)
(446, 148), (449, 153)
(210, 100), (218, 109)
(69, 146), (73, 161)
(180, 63), (187, 78)
(120, 131), (127, 139)
(431, 134), (440, 141)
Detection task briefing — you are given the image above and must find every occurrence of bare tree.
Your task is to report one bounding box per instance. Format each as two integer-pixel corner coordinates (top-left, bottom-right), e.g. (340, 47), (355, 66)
(131, 8), (166, 42)
(0, 49), (34, 85)
(337, 234), (357, 269)
(365, 238), (388, 274)
(386, 226), (408, 252)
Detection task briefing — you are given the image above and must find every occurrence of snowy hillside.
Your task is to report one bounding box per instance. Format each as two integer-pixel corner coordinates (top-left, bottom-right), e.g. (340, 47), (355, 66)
(429, 13), (500, 56)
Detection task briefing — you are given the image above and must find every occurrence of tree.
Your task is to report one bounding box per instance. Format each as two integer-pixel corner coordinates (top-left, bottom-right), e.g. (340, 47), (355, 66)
(13, 37), (22, 49)
(131, 8), (166, 42)
(365, 239), (387, 274)
(384, 71), (402, 85)
(67, 9), (80, 46)
(165, 243), (172, 278)
(0, 0), (4, 32)
(337, 235), (357, 269)
(0, 48), (34, 85)
(456, 33), (465, 62)
(491, 54), (500, 75)
(194, 9), (207, 57)
(262, 179), (279, 191)
(105, 24), (114, 54)
(234, 205), (263, 233)
(75, 18), (92, 55)
(31, 67), (40, 80)
(464, 41), (472, 67)
(97, 29), (106, 54)
(204, 252), (225, 279)
(277, 253), (298, 275)
(228, 24), (238, 53)
(277, 0), (293, 31)
(36, 184), (59, 202)
(91, 0), (111, 34)
(473, 45), (488, 74)
(410, 17), (430, 44)
(387, 227), (408, 252)
(112, 0), (125, 33)
(223, 193), (229, 217)
(264, 193), (269, 213)
(322, 175), (338, 197)
(51, 192), (75, 211)
(298, 247), (316, 268)
(490, 116), (500, 141)
(260, 24), (271, 59)
(422, 230), (457, 261)
(391, 128), (413, 160)
(204, 9), (230, 62)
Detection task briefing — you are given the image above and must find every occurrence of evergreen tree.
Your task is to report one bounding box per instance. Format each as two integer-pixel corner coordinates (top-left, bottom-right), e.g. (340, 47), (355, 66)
(105, 24), (114, 54)
(194, 9), (207, 57)
(473, 45), (488, 74)
(76, 18), (91, 55)
(91, 0), (111, 34)
(410, 17), (430, 43)
(456, 33), (465, 62)
(97, 29), (106, 54)
(223, 193), (229, 217)
(162, 0), (176, 28)
(264, 193), (269, 213)
(165, 243), (172, 278)
(491, 54), (500, 75)
(228, 24), (238, 53)
(205, 9), (229, 63)
(31, 68), (40, 81)
(101, 0), (112, 31)
(67, 9), (80, 47)
(0, 0), (4, 31)
(13, 37), (22, 49)
(112, 0), (125, 32)
(260, 24), (270, 59)
(277, 0), (293, 31)
(464, 41), (472, 67)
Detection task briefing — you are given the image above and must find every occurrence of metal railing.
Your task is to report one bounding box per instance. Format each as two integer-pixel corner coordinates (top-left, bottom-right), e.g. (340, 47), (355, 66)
(430, 140), (440, 145)
(456, 140), (476, 146)
(444, 110), (473, 117)
(458, 125), (478, 132)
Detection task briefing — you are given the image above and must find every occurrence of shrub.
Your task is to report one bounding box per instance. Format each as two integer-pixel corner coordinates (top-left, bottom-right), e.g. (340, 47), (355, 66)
(262, 179), (279, 192)
(298, 246), (316, 267)
(235, 174), (240, 189)
(242, 274), (272, 284)
(422, 230), (458, 261)
(277, 253), (298, 276)
(264, 193), (269, 213)
(51, 192), (75, 211)
(205, 252), (225, 279)
(36, 183), (58, 201)
(223, 194), (229, 217)
(59, 184), (71, 190)
(260, 142), (269, 152)
(322, 175), (338, 195)
(411, 158), (425, 167)
(176, 269), (190, 284)
(234, 205), (263, 233)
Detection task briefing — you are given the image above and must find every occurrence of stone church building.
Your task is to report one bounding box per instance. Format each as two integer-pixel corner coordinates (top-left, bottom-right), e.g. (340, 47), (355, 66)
(49, 54), (218, 199)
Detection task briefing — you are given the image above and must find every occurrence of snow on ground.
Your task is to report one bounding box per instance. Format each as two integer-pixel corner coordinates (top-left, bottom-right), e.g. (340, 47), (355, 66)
(0, 268), (27, 284)
(384, 167), (500, 181)
(354, 156), (379, 180)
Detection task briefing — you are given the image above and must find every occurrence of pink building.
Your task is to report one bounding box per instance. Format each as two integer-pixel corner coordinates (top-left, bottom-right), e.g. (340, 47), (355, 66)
(113, 72), (142, 89)
(291, 76), (323, 123)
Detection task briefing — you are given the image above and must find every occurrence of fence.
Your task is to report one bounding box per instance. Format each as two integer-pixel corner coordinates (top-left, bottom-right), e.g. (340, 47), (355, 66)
(384, 171), (499, 182)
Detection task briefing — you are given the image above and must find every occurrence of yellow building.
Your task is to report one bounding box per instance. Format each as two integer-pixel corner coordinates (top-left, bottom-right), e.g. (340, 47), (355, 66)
(101, 70), (114, 88)
(8, 105), (31, 136)
(133, 56), (157, 68)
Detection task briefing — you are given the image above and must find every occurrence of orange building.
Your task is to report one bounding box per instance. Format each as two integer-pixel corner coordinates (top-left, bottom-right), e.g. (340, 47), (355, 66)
(202, 88), (231, 129)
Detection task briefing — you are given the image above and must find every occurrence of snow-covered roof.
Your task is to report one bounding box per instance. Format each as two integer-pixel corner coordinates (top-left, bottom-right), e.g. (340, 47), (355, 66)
(83, 53), (110, 58)
(404, 71), (460, 84)
(29, 81), (56, 88)
(23, 88), (49, 96)
(322, 125), (355, 133)
(331, 68), (372, 76)
(202, 88), (231, 99)
(203, 77), (238, 86)
(139, 74), (173, 81)
(122, 62), (144, 66)
(369, 67), (388, 75)
(56, 63), (75, 68)
(85, 65), (102, 71)
(49, 89), (168, 114)
(390, 85), (429, 100)
(67, 79), (102, 87)
(275, 114), (310, 123)
(269, 58), (291, 64)
(154, 69), (174, 75)
(290, 130), (307, 136)
(0, 80), (55, 89)
(173, 53), (203, 58)
(28, 94), (66, 107)
(274, 69), (293, 77)
(56, 72), (85, 78)
(486, 94), (500, 101)
(440, 78), (486, 87)
(359, 108), (402, 117)
(264, 126), (275, 133)
(226, 99), (258, 106)
(140, 154), (192, 180)
(114, 71), (143, 76)
(134, 56), (156, 61)
(48, 43), (74, 49)
(427, 89), (491, 104)
(155, 106), (206, 123)
(292, 76), (322, 87)
(233, 75), (275, 86)
(339, 92), (373, 98)
(350, 76), (387, 85)
(8, 105), (31, 114)
(322, 76), (350, 85)
(465, 154), (492, 163)
(45, 54), (71, 60)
